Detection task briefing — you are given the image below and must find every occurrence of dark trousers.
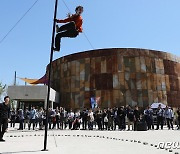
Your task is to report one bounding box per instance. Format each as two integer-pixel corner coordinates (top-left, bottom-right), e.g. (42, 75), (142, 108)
(48, 118), (52, 129)
(108, 118), (114, 130)
(28, 119), (36, 130)
(60, 119), (64, 130)
(38, 118), (43, 130)
(114, 118), (119, 130)
(55, 22), (79, 50)
(0, 118), (8, 139)
(145, 116), (154, 130)
(88, 121), (93, 130)
(96, 119), (102, 130)
(52, 120), (59, 129)
(134, 121), (138, 131)
(10, 117), (16, 128)
(72, 119), (80, 130)
(178, 118), (180, 129)
(82, 119), (87, 130)
(148, 119), (154, 130)
(156, 116), (164, 130)
(119, 117), (126, 130)
(19, 119), (24, 130)
(166, 118), (173, 129)
(68, 120), (73, 129)
(104, 122), (108, 130)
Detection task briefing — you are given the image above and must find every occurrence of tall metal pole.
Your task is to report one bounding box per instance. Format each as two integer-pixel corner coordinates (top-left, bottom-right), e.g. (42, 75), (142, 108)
(42, 0), (58, 151)
(14, 71), (17, 86)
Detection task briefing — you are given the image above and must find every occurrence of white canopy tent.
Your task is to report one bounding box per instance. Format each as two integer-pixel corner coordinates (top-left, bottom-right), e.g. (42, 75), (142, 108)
(150, 102), (166, 109)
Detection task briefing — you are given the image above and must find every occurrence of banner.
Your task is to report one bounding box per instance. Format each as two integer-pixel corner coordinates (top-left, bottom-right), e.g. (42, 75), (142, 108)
(90, 97), (100, 109)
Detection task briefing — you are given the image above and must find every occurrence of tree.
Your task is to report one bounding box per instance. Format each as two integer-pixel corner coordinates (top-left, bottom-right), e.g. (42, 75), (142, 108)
(0, 82), (6, 101)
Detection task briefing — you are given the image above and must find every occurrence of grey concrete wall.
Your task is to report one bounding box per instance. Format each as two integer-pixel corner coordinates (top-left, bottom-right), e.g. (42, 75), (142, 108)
(8, 85), (59, 103)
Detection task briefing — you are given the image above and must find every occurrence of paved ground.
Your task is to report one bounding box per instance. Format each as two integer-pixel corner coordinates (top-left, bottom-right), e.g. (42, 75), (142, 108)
(0, 126), (180, 154)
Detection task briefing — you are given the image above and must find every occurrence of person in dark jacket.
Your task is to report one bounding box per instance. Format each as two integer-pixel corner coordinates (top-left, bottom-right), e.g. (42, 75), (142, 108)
(134, 106), (140, 131)
(95, 108), (103, 130)
(17, 109), (24, 130)
(126, 105), (134, 130)
(113, 107), (119, 130)
(156, 104), (165, 130)
(119, 106), (126, 130)
(10, 108), (16, 128)
(144, 106), (154, 130)
(103, 109), (108, 130)
(177, 108), (180, 130)
(24, 107), (30, 129)
(107, 108), (114, 130)
(81, 108), (88, 130)
(0, 96), (10, 142)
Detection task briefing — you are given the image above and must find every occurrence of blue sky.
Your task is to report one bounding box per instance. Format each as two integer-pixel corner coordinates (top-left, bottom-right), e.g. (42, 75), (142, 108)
(0, 0), (180, 86)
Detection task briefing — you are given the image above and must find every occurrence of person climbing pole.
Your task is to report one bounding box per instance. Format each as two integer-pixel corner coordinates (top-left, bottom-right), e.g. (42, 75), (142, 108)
(53, 5), (83, 52)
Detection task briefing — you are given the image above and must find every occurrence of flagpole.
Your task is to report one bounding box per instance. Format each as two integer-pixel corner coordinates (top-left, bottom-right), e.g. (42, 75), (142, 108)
(42, 0), (58, 151)
(14, 71), (17, 86)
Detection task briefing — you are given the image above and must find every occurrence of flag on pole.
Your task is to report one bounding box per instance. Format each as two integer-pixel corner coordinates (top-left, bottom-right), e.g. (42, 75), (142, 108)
(96, 97), (101, 106)
(90, 97), (100, 109)
(90, 97), (96, 109)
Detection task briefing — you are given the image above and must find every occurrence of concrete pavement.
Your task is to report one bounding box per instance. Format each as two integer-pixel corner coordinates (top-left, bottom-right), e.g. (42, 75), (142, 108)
(0, 127), (180, 154)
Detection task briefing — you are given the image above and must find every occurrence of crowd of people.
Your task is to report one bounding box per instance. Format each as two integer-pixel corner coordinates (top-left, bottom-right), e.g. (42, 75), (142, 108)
(9, 104), (180, 131)
(2, 96), (179, 143)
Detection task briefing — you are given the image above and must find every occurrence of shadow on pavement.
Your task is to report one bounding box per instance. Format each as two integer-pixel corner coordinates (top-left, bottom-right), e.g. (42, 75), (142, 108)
(1, 150), (42, 154)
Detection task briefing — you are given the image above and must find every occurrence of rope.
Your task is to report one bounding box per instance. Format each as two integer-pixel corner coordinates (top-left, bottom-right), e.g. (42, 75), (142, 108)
(6, 133), (172, 153)
(61, 0), (71, 12)
(61, 0), (95, 49)
(0, 0), (40, 45)
(52, 129), (58, 147)
(82, 32), (95, 50)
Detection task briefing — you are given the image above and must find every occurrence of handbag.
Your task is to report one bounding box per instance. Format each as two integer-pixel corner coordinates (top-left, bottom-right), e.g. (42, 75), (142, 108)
(104, 116), (108, 122)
